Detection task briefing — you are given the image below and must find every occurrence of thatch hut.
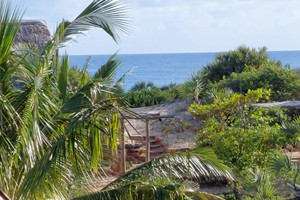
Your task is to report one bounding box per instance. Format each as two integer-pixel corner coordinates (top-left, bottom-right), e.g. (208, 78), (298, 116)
(14, 20), (51, 51)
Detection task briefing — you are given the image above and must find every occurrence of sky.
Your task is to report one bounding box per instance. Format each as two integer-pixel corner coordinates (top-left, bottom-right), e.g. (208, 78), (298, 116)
(23, 0), (300, 55)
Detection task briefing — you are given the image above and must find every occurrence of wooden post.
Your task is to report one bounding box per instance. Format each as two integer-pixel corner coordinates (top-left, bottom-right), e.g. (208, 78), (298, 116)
(120, 118), (126, 174)
(146, 119), (150, 162)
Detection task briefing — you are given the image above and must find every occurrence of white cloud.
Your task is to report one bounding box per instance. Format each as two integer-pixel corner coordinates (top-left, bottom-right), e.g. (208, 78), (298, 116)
(23, 0), (300, 54)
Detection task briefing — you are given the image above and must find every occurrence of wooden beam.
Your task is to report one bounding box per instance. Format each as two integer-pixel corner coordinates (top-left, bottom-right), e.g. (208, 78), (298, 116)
(146, 119), (150, 162)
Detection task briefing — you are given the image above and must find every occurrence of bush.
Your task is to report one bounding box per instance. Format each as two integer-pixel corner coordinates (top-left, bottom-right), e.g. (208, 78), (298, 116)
(125, 82), (193, 108)
(215, 63), (300, 101)
(189, 89), (289, 170)
(201, 46), (275, 83)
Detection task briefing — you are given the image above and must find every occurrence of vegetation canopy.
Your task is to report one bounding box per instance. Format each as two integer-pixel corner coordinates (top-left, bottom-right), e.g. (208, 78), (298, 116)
(0, 0), (129, 199)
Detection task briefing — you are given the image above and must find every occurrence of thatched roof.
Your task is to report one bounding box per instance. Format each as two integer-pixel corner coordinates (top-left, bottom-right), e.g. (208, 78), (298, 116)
(14, 20), (51, 51)
(252, 101), (300, 109)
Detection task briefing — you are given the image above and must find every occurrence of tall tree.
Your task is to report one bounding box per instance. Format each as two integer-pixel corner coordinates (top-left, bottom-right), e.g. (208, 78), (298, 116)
(0, 0), (129, 199)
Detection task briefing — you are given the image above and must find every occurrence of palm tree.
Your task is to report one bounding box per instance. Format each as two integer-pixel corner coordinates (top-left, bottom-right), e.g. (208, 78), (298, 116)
(0, 1), (235, 200)
(0, 0), (129, 199)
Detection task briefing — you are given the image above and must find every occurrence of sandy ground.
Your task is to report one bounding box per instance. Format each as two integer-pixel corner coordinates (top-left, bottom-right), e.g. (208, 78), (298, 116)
(123, 99), (200, 151)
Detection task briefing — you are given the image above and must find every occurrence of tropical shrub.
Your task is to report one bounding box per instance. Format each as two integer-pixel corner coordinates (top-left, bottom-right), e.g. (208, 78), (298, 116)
(125, 82), (184, 107)
(130, 81), (157, 91)
(294, 68), (300, 76)
(280, 117), (300, 146)
(125, 74), (205, 108)
(200, 45), (300, 101)
(201, 46), (275, 83)
(242, 167), (286, 200)
(214, 63), (300, 101)
(189, 89), (289, 170)
(126, 87), (166, 107)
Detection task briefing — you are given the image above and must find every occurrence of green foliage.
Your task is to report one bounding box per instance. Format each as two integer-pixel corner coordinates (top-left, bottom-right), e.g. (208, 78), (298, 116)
(267, 153), (300, 199)
(74, 148), (233, 200)
(130, 81), (157, 91)
(242, 168), (285, 200)
(202, 46), (273, 83)
(280, 117), (300, 146)
(125, 76), (205, 108)
(68, 59), (92, 92)
(215, 63), (300, 101)
(183, 71), (204, 103)
(0, 0), (130, 199)
(189, 89), (289, 170)
(200, 45), (300, 101)
(294, 67), (300, 76)
(126, 87), (165, 107)
(125, 82), (185, 107)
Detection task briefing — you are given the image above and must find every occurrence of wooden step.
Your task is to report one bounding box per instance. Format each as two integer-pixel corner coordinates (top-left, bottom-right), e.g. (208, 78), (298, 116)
(128, 148), (140, 152)
(150, 144), (162, 149)
(129, 135), (157, 141)
(138, 139), (160, 145)
(150, 148), (165, 156)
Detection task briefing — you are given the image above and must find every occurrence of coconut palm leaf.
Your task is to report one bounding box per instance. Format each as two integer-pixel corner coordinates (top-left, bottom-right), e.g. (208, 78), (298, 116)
(44, 0), (129, 57)
(63, 0), (129, 44)
(93, 52), (121, 81)
(0, 1), (23, 64)
(58, 54), (69, 102)
(60, 78), (115, 114)
(105, 147), (234, 191)
(0, 0), (23, 133)
(17, 88), (122, 199)
(73, 179), (225, 200)
(13, 61), (59, 165)
(0, 93), (20, 132)
(0, 0), (129, 199)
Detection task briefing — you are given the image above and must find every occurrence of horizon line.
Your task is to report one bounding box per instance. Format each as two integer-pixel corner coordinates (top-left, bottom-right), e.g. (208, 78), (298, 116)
(67, 49), (300, 56)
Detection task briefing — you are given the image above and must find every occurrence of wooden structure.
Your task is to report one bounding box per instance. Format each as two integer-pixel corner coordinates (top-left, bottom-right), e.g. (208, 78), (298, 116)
(252, 101), (300, 109)
(119, 113), (174, 174)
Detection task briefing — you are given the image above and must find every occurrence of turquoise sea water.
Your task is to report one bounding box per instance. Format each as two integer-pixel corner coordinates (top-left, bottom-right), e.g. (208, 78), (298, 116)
(69, 51), (300, 91)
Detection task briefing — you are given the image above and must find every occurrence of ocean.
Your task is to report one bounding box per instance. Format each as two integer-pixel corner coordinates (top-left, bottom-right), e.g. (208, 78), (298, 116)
(69, 51), (300, 91)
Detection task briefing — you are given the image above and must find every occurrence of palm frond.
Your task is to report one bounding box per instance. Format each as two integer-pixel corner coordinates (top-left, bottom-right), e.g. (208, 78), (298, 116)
(58, 54), (69, 102)
(0, 0), (23, 64)
(65, 0), (129, 44)
(105, 147), (234, 190)
(93, 52), (121, 81)
(0, 93), (20, 132)
(268, 153), (293, 176)
(18, 88), (121, 199)
(73, 179), (225, 200)
(44, 0), (129, 57)
(15, 61), (59, 165)
(16, 135), (72, 199)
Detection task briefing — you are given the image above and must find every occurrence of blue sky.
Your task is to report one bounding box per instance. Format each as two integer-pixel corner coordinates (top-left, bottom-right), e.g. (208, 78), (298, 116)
(23, 0), (300, 55)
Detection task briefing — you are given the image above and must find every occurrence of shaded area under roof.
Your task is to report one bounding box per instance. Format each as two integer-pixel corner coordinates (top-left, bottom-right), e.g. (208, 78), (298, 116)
(253, 101), (300, 108)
